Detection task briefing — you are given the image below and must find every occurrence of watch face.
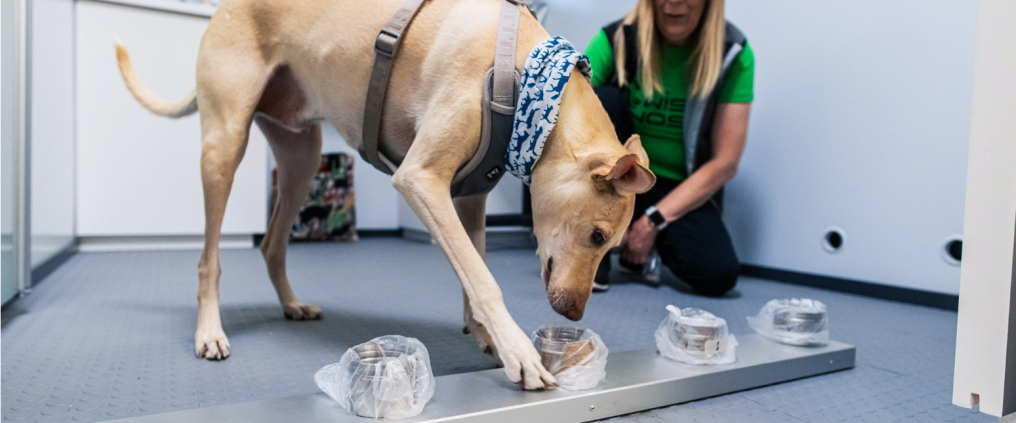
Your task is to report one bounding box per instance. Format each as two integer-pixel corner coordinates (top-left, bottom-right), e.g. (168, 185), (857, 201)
(649, 211), (666, 227)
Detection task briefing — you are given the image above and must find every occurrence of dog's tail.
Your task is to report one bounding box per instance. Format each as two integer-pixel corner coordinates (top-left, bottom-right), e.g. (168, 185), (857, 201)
(115, 42), (198, 118)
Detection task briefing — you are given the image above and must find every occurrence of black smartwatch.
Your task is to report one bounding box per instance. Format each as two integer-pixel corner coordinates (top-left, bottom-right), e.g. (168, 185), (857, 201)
(644, 206), (668, 230)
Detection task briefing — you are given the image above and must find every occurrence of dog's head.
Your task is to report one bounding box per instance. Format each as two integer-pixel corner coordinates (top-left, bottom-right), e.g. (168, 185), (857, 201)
(529, 81), (655, 320)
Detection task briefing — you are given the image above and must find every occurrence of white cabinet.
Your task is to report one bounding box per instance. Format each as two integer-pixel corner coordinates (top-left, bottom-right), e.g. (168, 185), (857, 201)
(76, 0), (267, 242)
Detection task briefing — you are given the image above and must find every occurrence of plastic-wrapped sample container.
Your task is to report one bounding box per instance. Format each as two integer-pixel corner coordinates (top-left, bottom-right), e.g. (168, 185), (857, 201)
(314, 335), (435, 418)
(655, 305), (737, 365)
(747, 298), (829, 347)
(531, 325), (608, 390)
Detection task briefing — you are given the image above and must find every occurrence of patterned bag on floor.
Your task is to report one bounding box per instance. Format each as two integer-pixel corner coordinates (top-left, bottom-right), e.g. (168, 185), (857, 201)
(271, 153), (358, 242)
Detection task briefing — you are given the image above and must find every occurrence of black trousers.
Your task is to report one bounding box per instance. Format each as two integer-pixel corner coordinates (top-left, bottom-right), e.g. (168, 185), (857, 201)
(594, 86), (740, 296)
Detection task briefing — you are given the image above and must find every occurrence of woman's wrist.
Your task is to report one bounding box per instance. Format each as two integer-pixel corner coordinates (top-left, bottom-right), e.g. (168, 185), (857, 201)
(653, 197), (685, 223)
(644, 206), (668, 230)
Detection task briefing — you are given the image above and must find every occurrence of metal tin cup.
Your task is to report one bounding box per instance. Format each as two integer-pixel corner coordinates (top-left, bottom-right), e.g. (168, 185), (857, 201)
(747, 299), (830, 347)
(773, 310), (828, 333)
(344, 343), (410, 417)
(671, 320), (727, 356)
(315, 335), (435, 419)
(532, 326), (595, 373)
(656, 306), (738, 365)
(530, 325), (608, 390)
(667, 308), (729, 357)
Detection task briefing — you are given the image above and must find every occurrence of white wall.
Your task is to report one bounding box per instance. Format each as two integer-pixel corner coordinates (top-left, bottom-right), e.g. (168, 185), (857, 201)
(539, 0), (636, 51)
(31, 0), (76, 266)
(76, 0), (267, 238)
(722, 0), (977, 295)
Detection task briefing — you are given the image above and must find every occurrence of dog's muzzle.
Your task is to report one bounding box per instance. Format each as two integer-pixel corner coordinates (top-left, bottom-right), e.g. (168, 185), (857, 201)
(549, 287), (586, 321)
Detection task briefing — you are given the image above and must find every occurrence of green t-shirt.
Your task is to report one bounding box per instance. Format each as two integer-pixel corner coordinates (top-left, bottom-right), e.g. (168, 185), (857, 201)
(585, 28), (754, 181)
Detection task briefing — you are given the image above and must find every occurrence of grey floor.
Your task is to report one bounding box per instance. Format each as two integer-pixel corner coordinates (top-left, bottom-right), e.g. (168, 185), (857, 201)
(0, 237), (991, 423)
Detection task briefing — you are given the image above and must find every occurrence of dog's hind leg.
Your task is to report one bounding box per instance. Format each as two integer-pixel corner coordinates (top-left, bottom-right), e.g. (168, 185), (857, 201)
(255, 115), (323, 320)
(193, 50), (273, 360)
(454, 195), (501, 365)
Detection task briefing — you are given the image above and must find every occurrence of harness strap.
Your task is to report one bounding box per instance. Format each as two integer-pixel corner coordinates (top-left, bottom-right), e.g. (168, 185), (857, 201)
(362, 0), (522, 197)
(491, 0), (519, 110)
(449, 0), (520, 196)
(361, 0), (428, 174)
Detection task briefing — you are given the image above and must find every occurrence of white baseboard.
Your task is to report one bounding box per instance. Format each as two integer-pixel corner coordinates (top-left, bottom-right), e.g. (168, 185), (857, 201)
(78, 235), (254, 252)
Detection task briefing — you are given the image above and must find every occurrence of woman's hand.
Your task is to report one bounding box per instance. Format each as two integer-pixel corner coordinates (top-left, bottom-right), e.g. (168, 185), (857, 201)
(621, 216), (658, 265)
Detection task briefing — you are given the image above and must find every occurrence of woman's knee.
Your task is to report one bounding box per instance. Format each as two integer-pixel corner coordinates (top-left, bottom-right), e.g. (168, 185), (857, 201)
(673, 255), (740, 296)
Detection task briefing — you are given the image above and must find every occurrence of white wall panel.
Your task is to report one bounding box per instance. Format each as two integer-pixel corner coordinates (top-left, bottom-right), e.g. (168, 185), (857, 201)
(723, 0), (977, 294)
(31, 0), (76, 266)
(76, 0), (267, 236)
(540, 0), (636, 51)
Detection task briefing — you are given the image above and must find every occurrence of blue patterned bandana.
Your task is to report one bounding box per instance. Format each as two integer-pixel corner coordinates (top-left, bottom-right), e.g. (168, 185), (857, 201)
(505, 36), (591, 185)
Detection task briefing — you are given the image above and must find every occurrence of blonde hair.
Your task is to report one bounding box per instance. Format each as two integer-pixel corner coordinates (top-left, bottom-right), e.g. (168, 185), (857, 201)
(612, 0), (726, 99)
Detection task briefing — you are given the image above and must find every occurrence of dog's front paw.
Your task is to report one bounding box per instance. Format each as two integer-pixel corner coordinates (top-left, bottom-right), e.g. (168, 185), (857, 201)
(283, 303), (322, 320)
(195, 327), (231, 360)
(496, 328), (558, 390)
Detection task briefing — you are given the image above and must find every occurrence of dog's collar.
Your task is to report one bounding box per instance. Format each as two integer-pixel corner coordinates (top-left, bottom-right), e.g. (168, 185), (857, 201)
(505, 36), (591, 185)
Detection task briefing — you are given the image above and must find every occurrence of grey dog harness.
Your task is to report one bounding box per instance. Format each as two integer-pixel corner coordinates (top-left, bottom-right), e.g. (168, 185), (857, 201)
(360, 0), (521, 197)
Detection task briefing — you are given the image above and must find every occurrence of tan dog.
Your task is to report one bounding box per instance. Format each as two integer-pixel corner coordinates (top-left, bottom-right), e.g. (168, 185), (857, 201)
(116, 0), (654, 389)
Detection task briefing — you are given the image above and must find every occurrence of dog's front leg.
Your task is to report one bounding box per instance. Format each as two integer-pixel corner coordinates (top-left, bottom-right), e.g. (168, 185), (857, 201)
(394, 168), (556, 390)
(453, 195), (501, 365)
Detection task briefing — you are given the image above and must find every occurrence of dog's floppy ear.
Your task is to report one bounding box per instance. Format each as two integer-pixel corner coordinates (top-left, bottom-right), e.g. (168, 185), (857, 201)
(606, 154), (655, 194)
(591, 150), (655, 194)
(623, 135), (650, 168)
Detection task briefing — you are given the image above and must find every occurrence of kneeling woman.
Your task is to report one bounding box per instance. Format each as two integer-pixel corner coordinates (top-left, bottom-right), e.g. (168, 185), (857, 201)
(587, 0), (754, 295)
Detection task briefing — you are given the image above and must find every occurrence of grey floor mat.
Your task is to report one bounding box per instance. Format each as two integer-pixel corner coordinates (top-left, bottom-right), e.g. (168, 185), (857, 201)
(1, 238), (991, 422)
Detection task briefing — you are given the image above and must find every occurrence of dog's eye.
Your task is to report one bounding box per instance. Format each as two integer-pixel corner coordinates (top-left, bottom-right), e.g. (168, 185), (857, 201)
(591, 230), (606, 246)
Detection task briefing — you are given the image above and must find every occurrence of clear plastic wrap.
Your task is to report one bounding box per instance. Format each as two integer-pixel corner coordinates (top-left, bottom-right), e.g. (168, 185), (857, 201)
(655, 305), (737, 365)
(314, 335), (435, 418)
(747, 298), (829, 347)
(531, 324), (608, 390)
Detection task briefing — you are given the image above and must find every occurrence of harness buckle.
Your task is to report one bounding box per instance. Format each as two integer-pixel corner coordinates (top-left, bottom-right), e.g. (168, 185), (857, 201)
(375, 29), (399, 57)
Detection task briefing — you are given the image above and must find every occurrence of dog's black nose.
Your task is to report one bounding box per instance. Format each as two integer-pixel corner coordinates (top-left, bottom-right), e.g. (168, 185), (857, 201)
(563, 306), (584, 321)
(551, 296), (585, 321)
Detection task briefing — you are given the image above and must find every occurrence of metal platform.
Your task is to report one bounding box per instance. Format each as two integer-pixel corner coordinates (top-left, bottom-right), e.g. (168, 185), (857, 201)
(101, 334), (855, 423)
